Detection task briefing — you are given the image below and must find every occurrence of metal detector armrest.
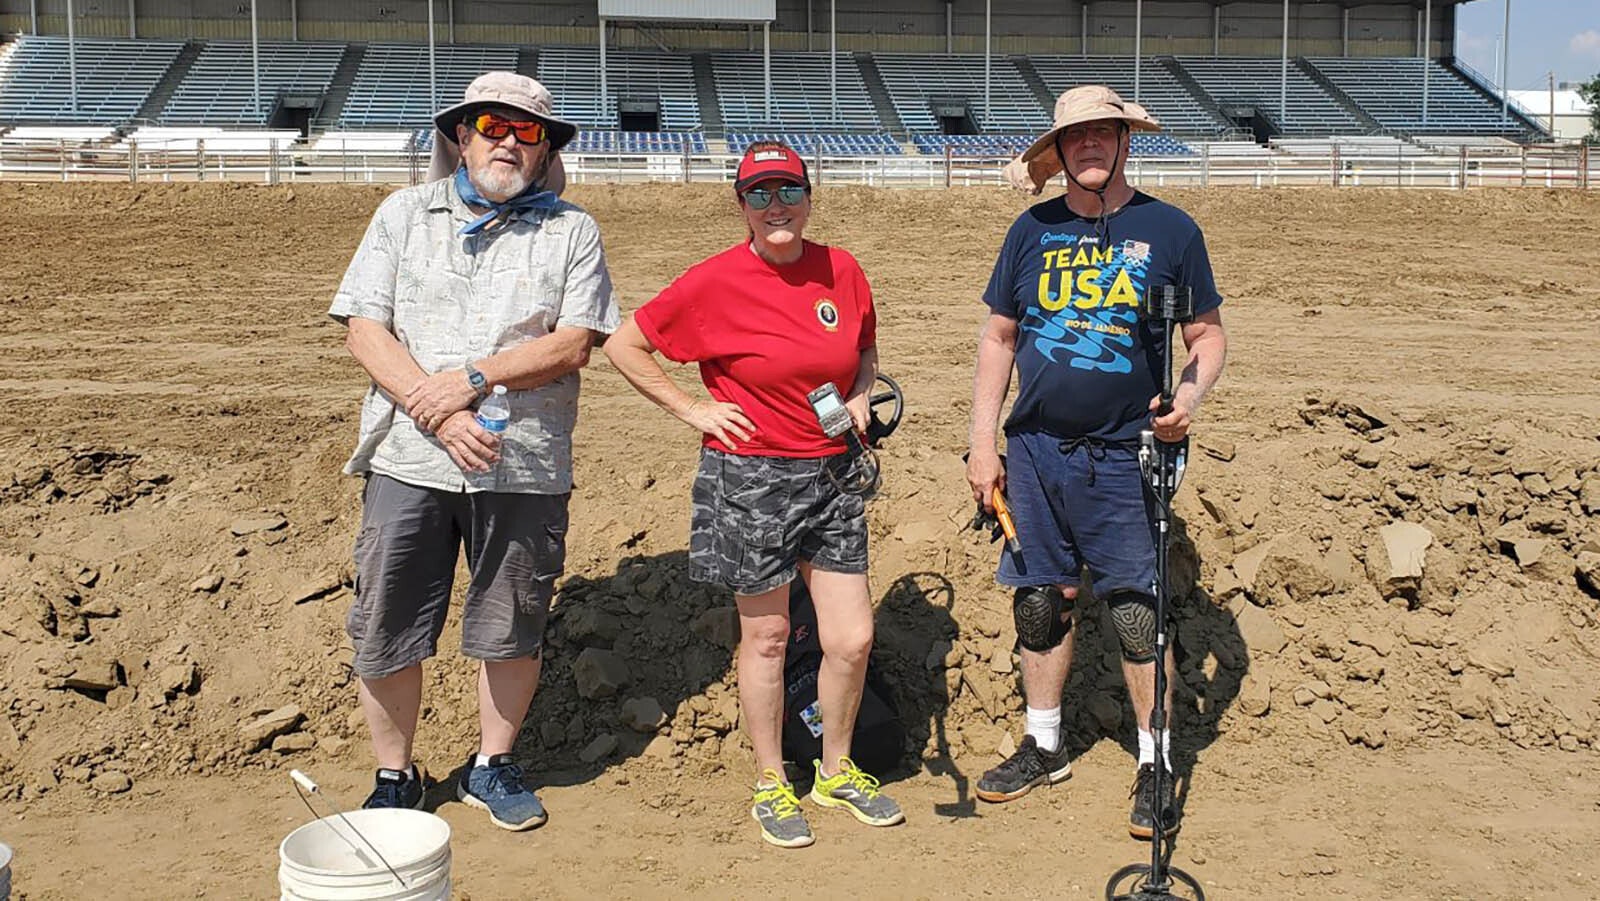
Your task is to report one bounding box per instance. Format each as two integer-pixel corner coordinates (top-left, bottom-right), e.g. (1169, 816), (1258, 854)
(1139, 285), (1196, 324)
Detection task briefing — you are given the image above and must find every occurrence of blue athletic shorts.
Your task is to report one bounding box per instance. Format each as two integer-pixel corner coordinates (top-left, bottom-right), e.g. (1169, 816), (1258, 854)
(995, 430), (1158, 599)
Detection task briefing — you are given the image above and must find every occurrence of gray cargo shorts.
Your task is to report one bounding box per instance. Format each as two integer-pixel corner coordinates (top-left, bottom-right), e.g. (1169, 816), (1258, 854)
(689, 448), (869, 597)
(346, 474), (568, 679)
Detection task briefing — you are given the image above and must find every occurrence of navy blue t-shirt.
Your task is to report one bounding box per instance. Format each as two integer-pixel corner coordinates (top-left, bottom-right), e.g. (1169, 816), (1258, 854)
(983, 192), (1223, 442)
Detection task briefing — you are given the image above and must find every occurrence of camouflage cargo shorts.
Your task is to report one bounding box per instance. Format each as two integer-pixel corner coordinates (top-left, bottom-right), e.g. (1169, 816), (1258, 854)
(689, 448), (869, 596)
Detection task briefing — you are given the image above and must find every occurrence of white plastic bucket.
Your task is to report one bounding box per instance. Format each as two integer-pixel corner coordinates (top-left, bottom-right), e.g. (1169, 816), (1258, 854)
(278, 809), (450, 901)
(0, 841), (12, 901)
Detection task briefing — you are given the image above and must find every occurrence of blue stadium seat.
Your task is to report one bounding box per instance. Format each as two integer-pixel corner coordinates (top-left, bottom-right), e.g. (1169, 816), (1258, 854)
(729, 131), (901, 156)
(0, 36), (182, 125)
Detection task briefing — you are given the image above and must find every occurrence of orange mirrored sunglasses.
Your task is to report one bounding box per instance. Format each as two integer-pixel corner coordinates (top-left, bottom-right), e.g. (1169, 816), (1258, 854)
(470, 112), (548, 146)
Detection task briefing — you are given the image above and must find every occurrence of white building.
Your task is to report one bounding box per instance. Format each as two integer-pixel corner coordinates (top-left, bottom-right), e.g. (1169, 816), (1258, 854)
(1509, 88), (1593, 141)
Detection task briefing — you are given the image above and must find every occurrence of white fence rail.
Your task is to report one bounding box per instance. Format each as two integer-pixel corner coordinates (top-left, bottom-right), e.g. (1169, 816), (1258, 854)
(0, 138), (1593, 190)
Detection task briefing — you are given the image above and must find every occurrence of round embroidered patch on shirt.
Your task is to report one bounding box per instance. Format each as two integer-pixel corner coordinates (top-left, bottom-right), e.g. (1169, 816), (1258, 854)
(814, 298), (840, 332)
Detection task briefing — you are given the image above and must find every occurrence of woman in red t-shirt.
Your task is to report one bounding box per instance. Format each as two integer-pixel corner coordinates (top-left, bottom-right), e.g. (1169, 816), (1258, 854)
(605, 141), (902, 847)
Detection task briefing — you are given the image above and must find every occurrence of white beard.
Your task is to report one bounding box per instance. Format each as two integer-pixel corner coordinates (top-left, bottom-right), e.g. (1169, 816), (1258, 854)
(471, 163), (533, 201)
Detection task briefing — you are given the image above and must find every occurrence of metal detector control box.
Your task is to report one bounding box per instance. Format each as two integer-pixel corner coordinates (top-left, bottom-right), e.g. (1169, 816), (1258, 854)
(807, 383), (854, 438)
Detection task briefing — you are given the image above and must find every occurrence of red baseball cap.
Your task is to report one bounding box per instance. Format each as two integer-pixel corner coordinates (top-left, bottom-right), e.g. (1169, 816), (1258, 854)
(735, 145), (810, 191)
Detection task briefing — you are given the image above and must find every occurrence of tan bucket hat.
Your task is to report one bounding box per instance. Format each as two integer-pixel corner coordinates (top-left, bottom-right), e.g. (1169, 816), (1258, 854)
(427, 71), (573, 194)
(1004, 85), (1161, 195)
(434, 71), (577, 151)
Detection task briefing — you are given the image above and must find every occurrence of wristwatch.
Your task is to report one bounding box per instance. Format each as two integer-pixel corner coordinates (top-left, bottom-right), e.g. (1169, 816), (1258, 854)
(464, 361), (489, 398)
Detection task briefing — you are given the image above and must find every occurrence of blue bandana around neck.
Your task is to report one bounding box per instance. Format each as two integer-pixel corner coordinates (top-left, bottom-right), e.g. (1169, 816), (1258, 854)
(453, 165), (558, 236)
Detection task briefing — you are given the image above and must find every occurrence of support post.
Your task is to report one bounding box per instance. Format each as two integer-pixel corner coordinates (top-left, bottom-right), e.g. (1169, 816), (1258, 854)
(984, 0), (992, 121)
(830, 0), (838, 125)
(1279, 0), (1289, 124)
(251, 0), (261, 120)
(1421, 0), (1431, 127)
(428, 0), (438, 117)
(1134, 0), (1142, 101)
(1501, 0), (1511, 119)
(67, 0), (78, 115)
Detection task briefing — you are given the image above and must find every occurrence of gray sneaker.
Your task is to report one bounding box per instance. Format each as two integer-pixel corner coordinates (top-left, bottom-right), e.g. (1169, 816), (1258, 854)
(808, 757), (905, 826)
(751, 770), (815, 848)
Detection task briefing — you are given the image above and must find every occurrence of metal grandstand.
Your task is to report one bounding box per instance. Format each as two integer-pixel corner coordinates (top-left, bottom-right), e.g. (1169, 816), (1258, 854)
(0, 0), (1587, 188)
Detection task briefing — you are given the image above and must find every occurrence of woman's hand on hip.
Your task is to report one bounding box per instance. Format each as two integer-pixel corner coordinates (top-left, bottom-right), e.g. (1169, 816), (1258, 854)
(682, 400), (755, 450)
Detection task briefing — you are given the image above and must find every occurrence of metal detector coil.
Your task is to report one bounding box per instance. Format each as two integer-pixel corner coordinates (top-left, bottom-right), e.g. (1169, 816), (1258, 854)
(865, 373), (904, 446)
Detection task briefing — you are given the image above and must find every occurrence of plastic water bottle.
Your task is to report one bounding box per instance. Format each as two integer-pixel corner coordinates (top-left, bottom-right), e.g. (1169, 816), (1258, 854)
(474, 384), (510, 434)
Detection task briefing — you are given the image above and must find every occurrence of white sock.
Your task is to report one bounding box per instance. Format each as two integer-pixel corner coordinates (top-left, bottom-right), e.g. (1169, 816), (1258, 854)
(474, 752), (494, 768)
(1025, 706), (1062, 753)
(1137, 730), (1172, 771)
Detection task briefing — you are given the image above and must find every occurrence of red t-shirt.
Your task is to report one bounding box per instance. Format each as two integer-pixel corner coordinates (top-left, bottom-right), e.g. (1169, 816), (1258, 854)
(634, 240), (877, 458)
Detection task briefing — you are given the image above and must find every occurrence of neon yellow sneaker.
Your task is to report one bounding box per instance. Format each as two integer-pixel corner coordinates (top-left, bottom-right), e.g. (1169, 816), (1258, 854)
(751, 769), (814, 848)
(808, 757), (905, 826)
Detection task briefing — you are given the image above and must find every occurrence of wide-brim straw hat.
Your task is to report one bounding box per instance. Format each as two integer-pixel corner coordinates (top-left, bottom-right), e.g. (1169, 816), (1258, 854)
(1004, 85), (1161, 195)
(428, 71), (574, 194)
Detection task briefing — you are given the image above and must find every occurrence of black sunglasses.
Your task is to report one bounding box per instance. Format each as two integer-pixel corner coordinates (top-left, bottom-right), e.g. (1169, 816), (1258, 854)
(742, 185), (807, 210)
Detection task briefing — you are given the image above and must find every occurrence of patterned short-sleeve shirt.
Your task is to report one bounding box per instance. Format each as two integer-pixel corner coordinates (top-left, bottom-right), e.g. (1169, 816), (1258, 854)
(329, 177), (620, 494)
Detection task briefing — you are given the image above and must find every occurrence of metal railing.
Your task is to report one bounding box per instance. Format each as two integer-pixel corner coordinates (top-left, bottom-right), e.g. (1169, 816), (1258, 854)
(0, 137), (1593, 190)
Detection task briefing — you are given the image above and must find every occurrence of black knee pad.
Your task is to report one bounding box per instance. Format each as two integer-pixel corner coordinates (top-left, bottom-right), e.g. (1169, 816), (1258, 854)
(1014, 585), (1071, 652)
(1106, 590), (1160, 663)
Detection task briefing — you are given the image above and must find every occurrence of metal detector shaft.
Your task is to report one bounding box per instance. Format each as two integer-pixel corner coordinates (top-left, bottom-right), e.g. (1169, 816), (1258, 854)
(1111, 286), (1202, 901)
(1149, 304), (1183, 888)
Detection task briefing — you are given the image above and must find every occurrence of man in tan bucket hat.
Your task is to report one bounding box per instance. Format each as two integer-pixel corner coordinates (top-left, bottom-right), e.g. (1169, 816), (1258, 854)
(328, 71), (619, 830)
(965, 85), (1229, 838)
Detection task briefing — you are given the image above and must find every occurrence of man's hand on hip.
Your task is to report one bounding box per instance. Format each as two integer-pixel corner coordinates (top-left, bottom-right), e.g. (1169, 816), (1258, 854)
(407, 370), (478, 433)
(436, 410), (501, 473)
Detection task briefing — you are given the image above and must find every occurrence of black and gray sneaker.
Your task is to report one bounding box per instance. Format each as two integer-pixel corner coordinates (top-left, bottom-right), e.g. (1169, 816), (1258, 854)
(751, 769), (815, 848)
(975, 735), (1072, 803)
(1128, 763), (1180, 839)
(362, 765), (425, 810)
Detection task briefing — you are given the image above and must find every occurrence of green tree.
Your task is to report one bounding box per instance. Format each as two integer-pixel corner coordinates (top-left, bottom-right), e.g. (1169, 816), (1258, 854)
(1579, 73), (1600, 143)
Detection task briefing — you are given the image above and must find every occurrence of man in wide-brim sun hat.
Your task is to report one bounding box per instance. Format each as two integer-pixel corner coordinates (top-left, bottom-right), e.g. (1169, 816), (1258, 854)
(328, 70), (619, 832)
(967, 84), (1231, 839)
(426, 70), (576, 191)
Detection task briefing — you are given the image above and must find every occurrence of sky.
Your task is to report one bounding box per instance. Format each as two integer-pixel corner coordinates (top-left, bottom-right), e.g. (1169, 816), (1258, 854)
(1454, 0), (1599, 90)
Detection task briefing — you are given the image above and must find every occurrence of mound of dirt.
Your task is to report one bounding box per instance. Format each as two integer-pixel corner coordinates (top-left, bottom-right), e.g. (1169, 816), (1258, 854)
(0, 182), (1596, 818)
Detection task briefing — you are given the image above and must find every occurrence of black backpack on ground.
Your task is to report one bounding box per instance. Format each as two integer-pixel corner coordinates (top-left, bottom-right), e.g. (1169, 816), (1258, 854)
(781, 582), (904, 781)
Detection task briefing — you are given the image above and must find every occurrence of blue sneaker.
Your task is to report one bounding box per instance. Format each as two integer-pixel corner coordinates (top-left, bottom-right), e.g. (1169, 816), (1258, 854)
(362, 765), (425, 810)
(458, 753), (547, 831)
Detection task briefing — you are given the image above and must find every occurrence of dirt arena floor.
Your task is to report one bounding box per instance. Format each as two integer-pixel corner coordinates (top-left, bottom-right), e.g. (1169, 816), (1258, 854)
(1, 180), (1598, 900)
